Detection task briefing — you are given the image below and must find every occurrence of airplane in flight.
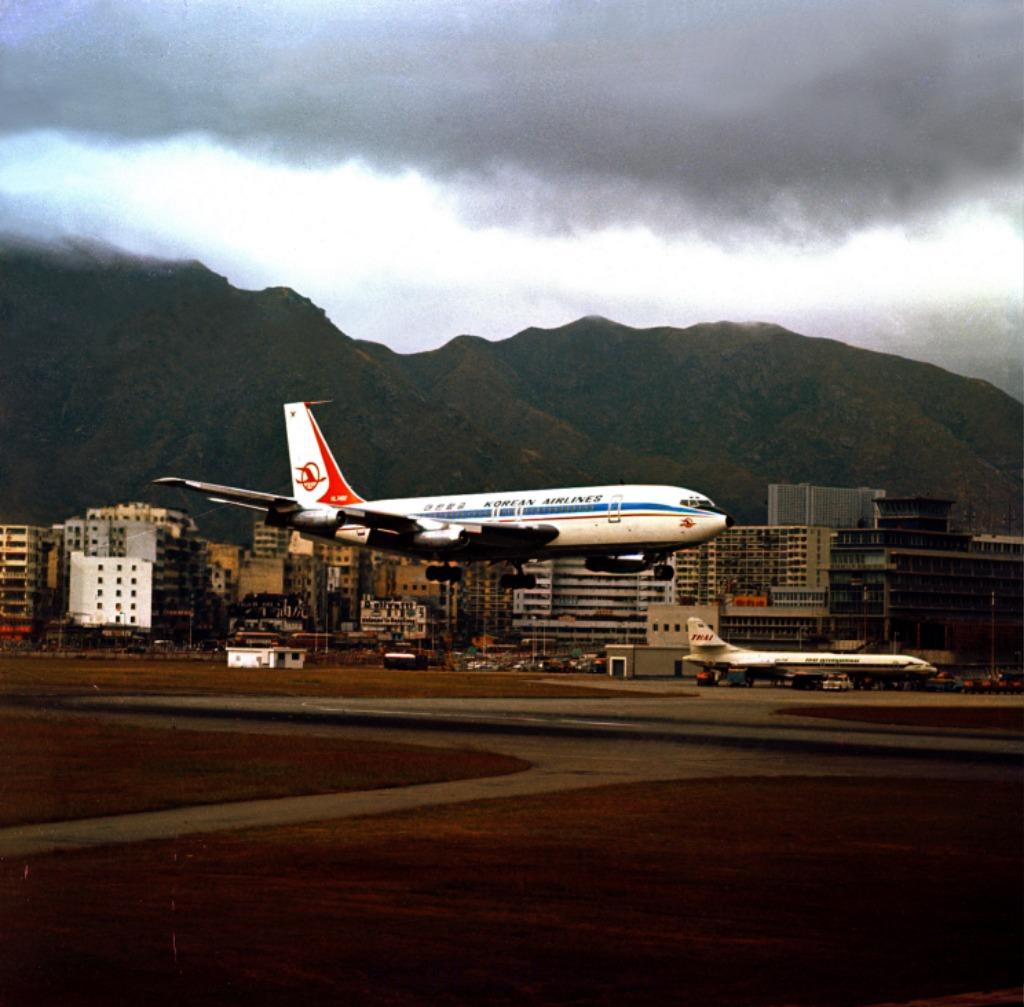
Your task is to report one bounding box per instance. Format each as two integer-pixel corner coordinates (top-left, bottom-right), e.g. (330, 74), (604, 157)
(154, 400), (733, 589)
(684, 618), (936, 685)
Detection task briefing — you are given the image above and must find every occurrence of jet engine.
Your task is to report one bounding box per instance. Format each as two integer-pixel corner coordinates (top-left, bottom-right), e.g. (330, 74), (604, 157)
(412, 526), (470, 551)
(286, 508), (347, 533)
(585, 553), (649, 574)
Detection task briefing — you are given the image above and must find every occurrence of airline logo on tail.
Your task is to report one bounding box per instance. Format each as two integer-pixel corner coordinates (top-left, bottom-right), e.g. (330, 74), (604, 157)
(285, 402), (364, 507)
(295, 461), (326, 493)
(686, 618), (731, 650)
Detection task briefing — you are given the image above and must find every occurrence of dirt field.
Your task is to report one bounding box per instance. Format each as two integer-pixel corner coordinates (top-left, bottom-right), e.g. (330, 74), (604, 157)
(0, 712), (528, 827)
(2, 777), (1019, 1007)
(780, 704), (1024, 731)
(0, 656), (617, 699)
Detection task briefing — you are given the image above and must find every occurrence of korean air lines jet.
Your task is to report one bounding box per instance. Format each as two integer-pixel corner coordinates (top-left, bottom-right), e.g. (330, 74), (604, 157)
(155, 401), (733, 589)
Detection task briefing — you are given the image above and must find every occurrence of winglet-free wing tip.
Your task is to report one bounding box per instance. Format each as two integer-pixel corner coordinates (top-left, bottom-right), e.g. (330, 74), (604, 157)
(152, 477), (186, 487)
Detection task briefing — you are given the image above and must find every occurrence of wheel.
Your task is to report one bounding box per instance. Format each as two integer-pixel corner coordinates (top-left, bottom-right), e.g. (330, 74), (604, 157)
(500, 572), (536, 590)
(654, 564), (674, 581)
(425, 565), (443, 582)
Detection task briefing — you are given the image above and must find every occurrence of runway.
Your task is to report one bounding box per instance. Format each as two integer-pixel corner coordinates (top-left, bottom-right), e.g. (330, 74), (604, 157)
(2, 686), (1019, 858)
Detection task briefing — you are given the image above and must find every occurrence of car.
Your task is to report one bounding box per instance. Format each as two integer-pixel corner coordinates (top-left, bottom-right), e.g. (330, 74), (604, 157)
(821, 673), (853, 691)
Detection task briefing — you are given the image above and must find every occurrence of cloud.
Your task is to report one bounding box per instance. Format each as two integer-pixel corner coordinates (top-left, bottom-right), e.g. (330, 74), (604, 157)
(1, 0), (1020, 239)
(1, 131), (1018, 357)
(0, 1), (1019, 396)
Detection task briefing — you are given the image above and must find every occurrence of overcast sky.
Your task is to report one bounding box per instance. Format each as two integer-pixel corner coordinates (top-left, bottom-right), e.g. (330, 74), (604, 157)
(1, 0), (1020, 389)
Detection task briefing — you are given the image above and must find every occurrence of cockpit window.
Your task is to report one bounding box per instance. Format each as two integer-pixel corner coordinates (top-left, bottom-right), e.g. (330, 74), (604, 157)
(681, 496), (715, 509)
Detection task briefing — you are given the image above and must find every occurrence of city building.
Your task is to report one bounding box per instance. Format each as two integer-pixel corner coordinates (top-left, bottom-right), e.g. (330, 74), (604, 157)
(829, 497), (1023, 658)
(67, 553), (153, 630)
(360, 598), (429, 641)
(314, 540), (365, 625)
(237, 555), (285, 597)
(284, 553), (325, 630)
(768, 483), (884, 528)
(0, 524), (58, 640)
(512, 557), (675, 647)
(251, 520), (297, 558)
(460, 563), (515, 642)
(206, 542), (243, 605)
(370, 554), (443, 607)
(647, 602), (830, 649)
(60, 503), (207, 636)
(229, 592), (310, 637)
(675, 525), (832, 605)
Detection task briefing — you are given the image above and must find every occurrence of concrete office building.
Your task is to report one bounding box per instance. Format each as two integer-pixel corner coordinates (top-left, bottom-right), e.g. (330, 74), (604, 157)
(768, 483), (884, 528)
(513, 557), (674, 647)
(829, 497), (1023, 658)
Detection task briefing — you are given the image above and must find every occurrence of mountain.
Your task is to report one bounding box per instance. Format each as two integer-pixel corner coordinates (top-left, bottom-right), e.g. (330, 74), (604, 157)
(1, 241), (1020, 540)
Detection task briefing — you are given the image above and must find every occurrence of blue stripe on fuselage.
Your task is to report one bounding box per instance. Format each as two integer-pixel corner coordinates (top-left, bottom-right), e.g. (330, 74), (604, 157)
(413, 502), (710, 521)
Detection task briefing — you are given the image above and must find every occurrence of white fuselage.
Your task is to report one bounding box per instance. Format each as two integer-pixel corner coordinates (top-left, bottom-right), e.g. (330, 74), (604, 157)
(691, 647), (934, 673)
(333, 483), (728, 558)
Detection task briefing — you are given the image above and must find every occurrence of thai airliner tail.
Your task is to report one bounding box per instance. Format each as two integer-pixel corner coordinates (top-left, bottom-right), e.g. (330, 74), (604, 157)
(686, 618), (736, 652)
(284, 401), (364, 508)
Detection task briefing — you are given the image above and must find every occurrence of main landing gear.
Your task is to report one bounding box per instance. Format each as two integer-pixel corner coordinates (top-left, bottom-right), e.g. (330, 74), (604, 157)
(426, 564), (463, 583)
(500, 564), (537, 590)
(653, 563), (674, 581)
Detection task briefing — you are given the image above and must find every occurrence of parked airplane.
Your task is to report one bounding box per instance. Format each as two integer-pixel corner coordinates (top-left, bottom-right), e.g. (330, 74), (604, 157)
(154, 401), (733, 589)
(684, 618), (936, 684)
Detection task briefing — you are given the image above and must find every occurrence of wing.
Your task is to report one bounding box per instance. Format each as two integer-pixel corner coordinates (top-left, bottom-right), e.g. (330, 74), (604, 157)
(154, 477), (558, 550)
(450, 518), (560, 550)
(347, 506), (560, 549)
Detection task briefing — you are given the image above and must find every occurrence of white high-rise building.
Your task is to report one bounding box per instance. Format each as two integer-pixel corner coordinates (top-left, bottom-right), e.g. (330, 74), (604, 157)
(60, 503), (206, 630)
(68, 553), (153, 629)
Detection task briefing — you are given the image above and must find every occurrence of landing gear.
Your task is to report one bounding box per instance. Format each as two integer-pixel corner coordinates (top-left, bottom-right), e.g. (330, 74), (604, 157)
(426, 564), (463, 583)
(653, 563), (674, 581)
(500, 572), (536, 590)
(500, 563), (536, 590)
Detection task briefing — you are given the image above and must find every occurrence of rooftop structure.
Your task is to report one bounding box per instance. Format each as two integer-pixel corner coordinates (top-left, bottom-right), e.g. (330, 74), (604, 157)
(768, 483), (884, 528)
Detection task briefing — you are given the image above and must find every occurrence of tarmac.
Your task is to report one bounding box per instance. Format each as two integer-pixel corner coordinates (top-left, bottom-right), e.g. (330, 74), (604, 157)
(2, 681), (1019, 858)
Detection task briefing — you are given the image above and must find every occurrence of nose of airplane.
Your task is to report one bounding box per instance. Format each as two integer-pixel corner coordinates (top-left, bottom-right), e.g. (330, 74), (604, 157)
(725, 514), (735, 528)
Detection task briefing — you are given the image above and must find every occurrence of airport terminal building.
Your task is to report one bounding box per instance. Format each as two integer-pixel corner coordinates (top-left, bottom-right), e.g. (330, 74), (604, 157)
(830, 498), (1023, 657)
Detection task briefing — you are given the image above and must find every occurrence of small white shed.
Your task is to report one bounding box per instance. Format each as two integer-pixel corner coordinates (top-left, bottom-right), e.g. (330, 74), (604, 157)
(226, 646), (306, 669)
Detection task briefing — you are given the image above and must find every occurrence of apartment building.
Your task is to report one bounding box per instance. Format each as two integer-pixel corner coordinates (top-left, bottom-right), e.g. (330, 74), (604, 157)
(0, 524), (57, 639)
(675, 525), (832, 605)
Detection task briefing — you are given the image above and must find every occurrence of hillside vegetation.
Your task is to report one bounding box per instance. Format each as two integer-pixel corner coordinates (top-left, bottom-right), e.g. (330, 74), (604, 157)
(2, 242), (1019, 537)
